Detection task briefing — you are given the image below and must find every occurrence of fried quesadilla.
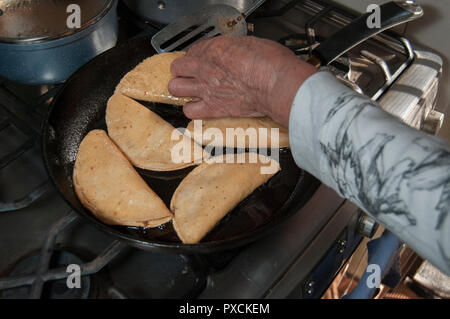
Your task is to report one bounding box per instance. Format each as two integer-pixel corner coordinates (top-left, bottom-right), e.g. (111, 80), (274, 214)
(115, 51), (191, 106)
(106, 94), (206, 171)
(185, 117), (290, 148)
(73, 130), (173, 227)
(171, 154), (280, 244)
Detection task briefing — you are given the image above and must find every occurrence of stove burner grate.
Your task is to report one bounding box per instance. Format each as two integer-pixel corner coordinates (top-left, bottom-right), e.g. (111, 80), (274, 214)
(1, 250), (92, 299)
(0, 212), (127, 298)
(0, 79), (62, 212)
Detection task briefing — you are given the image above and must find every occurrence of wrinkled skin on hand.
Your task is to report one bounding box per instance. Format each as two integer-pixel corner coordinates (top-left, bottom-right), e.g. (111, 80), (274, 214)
(168, 36), (317, 127)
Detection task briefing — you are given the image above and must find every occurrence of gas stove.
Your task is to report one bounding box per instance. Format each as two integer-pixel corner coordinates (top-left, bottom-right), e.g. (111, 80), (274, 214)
(0, 0), (444, 299)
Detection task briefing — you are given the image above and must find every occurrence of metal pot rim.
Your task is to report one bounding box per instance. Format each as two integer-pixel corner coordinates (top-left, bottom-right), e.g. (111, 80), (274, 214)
(0, 0), (116, 44)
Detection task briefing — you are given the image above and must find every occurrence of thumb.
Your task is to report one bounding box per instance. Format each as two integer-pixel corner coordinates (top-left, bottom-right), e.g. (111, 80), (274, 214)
(183, 100), (209, 119)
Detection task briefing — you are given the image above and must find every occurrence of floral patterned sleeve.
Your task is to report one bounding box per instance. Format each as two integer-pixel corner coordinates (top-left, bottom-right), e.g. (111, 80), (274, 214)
(289, 71), (450, 275)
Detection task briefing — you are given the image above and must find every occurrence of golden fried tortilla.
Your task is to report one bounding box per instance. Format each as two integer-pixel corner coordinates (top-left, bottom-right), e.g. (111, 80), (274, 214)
(171, 154), (281, 244)
(185, 117), (290, 148)
(106, 94), (206, 171)
(73, 130), (172, 227)
(115, 51), (191, 106)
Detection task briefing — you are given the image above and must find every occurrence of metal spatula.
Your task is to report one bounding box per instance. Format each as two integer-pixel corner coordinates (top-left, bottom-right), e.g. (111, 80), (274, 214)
(151, 0), (265, 53)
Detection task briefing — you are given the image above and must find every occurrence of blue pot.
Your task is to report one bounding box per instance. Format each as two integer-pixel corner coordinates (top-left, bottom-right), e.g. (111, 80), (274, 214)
(0, 0), (118, 85)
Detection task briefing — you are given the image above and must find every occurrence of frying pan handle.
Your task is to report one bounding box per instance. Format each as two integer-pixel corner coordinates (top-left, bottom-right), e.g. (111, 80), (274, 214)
(308, 0), (423, 67)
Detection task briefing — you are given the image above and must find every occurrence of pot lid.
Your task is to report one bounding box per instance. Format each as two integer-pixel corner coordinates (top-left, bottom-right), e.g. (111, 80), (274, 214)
(0, 0), (114, 43)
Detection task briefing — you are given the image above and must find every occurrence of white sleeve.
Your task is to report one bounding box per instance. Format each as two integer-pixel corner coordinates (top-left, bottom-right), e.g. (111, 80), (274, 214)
(289, 71), (450, 275)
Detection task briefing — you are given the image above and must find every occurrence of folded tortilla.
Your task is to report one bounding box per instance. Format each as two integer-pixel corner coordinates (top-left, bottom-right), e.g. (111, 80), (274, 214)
(185, 117), (290, 148)
(171, 154), (281, 244)
(115, 51), (191, 106)
(73, 130), (173, 227)
(106, 94), (207, 171)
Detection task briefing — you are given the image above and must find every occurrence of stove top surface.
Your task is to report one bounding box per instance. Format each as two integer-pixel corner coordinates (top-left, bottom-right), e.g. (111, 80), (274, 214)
(0, 0), (443, 299)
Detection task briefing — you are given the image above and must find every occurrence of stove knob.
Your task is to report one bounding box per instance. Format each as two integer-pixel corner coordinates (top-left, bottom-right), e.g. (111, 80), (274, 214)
(357, 211), (378, 238)
(422, 110), (444, 135)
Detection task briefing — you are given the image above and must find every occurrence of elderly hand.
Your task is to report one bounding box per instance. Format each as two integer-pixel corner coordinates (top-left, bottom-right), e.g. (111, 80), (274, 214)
(168, 36), (317, 127)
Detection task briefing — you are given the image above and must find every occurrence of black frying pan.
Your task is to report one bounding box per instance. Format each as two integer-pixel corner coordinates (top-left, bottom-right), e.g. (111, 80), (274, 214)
(42, 36), (320, 254)
(42, 1), (422, 254)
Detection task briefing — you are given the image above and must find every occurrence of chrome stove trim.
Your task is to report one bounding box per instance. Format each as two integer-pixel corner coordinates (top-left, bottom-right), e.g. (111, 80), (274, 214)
(265, 200), (359, 298)
(378, 45), (443, 127)
(299, 0), (412, 55)
(361, 50), (393, 82)
(287, 0), (418, 101)
(370, 37), (415, 101)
